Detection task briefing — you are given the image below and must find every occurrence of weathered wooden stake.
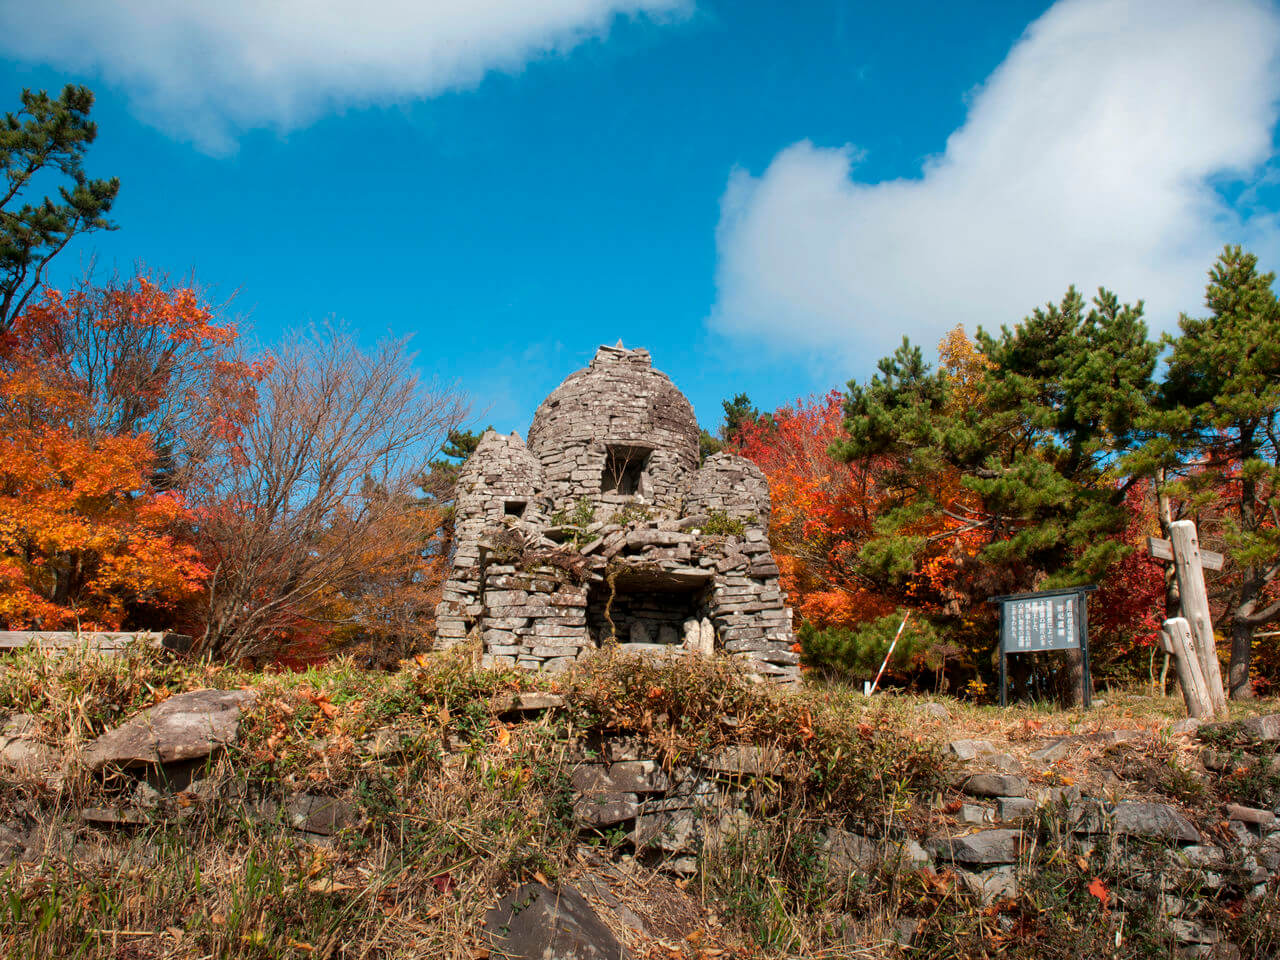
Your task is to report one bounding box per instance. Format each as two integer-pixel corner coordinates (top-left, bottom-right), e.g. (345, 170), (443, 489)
(1168, 520), (1228, 714)
(1160, 617), (1214, 719)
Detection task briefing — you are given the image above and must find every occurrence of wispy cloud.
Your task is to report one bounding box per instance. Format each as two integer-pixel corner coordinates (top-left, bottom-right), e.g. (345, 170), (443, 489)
(711, 0), (1280, 368)
(0, 0), (686, 152)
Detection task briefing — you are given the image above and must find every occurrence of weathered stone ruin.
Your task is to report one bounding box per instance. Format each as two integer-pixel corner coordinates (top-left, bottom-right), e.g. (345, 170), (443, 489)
(434, 343), (798, 681)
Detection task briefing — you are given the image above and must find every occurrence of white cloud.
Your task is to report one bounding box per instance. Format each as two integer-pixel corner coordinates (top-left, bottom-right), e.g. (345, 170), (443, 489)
(712, 0), (1280, 368)
(0, 0), (684, 151)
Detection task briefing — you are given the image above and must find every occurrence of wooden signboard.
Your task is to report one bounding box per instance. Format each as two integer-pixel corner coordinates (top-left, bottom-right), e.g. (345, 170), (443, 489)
(989, 585), (1097, 708)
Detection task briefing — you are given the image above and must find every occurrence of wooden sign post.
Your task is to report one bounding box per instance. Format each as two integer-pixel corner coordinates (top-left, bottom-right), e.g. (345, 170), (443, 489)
(989, 585), (1097, 708)
(1158, 618), (1214, 718)
(1147, 519), (1227, 715)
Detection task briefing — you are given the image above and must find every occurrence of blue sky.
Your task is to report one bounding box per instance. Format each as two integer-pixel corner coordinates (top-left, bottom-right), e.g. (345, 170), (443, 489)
(1, 0), (1278, 436)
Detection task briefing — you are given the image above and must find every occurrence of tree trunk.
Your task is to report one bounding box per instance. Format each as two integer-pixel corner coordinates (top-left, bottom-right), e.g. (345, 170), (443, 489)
(1061, 647), (1085, 707)
(1229, 615), (1255, 699)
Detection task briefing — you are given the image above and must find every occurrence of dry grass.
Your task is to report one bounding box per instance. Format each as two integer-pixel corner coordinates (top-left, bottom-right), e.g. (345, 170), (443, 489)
(2, 645), (1280, 959)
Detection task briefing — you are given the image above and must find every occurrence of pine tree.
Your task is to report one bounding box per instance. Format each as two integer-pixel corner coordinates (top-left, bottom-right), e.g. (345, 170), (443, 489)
(1, 85), (120, 332)
(834, 289), (1158, 702)
(1157, 246), (1280, 698)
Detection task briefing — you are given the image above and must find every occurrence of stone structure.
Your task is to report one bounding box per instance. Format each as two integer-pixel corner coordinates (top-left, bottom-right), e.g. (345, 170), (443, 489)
(434, 344), (798, 681)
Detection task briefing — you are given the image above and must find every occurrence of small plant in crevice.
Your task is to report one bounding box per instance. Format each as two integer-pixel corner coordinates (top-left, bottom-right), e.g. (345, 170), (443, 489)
(610, 501), (653, 527)
(702, 509), (747, 537)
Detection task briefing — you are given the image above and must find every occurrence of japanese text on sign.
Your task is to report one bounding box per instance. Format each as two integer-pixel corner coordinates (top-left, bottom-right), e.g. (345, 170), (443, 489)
(1000, 595), (1079, 652)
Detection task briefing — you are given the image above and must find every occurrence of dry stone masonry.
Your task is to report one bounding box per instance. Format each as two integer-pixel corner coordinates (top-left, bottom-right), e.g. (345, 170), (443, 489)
(435, 343), (798, 681)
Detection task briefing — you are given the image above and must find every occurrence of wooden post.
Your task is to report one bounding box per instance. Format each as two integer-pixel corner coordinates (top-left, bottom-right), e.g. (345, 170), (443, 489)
(1160, 617), (1214, 718)
(1169, 520), (1227, 714)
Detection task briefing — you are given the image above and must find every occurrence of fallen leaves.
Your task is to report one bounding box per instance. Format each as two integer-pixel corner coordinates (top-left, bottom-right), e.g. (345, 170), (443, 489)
(1087, 877), (1110, 909)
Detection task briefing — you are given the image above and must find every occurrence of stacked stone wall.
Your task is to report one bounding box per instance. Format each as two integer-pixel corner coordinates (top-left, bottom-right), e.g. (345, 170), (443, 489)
(435, 344), (799, 682)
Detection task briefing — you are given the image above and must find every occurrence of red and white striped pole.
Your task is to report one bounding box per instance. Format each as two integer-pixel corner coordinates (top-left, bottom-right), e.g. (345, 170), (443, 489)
(867, 610), (911, 696)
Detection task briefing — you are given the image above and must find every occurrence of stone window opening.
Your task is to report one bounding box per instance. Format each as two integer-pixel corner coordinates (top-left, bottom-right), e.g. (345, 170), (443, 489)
(602, 445), (652, 498)
(587, 572), (712, 650)
(503, 499), (528, 518)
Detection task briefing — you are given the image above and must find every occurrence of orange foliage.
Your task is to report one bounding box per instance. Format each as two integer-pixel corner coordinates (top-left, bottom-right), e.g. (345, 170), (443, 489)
(735, 328), (994, 631)
(0, 277), (259, 629)
(734, 391), (894, 629)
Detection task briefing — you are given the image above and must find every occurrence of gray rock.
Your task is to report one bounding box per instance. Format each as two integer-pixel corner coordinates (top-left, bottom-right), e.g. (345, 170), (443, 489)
(916, 702), (951, 719)
(573, 795), (640, 827)
(285, 794), (359, 836)
(1170, 718), (1203, 737)
(701, 744), (784, 776)
(634, 810), (698, 853)
(0, 822), (33, 864)
(80, 806), (149, 827)
(958, 865), (1018, 904)
(1227, 803), (1276, 828)
(998, 797), (1036, 821)
(0, 713), (49, 775)
(81, 689), (258, 772)
(1029, 738), (1071, 763)
(822, 829), (879, 872)
(1077, 802), (1201, 843)
(959, 804), (994, 825)
(1241, 714), (1280, 741)
(484, 883), (632, 960)
(961, 774), (1028, 798)
(948, 739), (998, 761)
(928, 828), (1022, 865)
(572, 761), (669, 795)
(493, 692), (566, 713)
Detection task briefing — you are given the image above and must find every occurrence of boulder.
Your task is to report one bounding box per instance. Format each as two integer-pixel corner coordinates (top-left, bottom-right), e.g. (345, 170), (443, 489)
(492, 692), (566, 714)
(572, 761), (669, 795)
(959, 804), (995, 825)
(701, 744), (784, 776)
(998, 797), (1036, 822)
(81, 689), (258, 772)
(634, 810), (698, 853)
(573, 795), (640, 828)
(822, 829), (879, 872)
(483, 882), (632, 960)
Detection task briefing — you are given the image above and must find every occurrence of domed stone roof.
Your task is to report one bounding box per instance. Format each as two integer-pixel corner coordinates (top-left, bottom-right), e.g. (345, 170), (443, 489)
(454, 429), (548, 527)
(527, 344), (699, 514)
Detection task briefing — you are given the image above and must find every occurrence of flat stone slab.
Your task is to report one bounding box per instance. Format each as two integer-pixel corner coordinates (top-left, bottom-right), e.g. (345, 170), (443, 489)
(285, 793), (359, 836)
(928, 828), (1023, 866)
(81, 689), (258, 772)
(1226, 803), (1276, 828)
(492, 691), (566, 713)
(1077, 802), (1201, 843)
(1029, 738), (1072, 763)
(701, 744), (784, 776)
(961, 774), (1028, 798)
(948, 739), (998, 761)
(483, 882), (632, 960)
